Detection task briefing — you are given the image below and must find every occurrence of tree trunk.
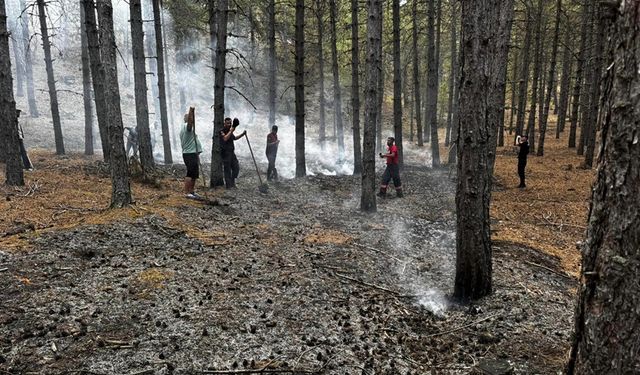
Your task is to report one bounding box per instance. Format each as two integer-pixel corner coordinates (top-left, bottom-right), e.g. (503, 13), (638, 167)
(525, 0), (544, 153)
(9, 18), (24, 98)
(82, 0), (110, 160)
(1, 0), (24, 185)
(577, 1), (594, 156)
(556, 21), (572, 138)
(37, 0), (65, 155)
(448, 27), (462, 165)
(412, 0), (422, 146)
(376, 21), (383, 152)
(143, 2), (161, 133)
(96, 0), (132, 207)
(351, 0), (362, 175)
(515, 6), (532, 139)
(329, 0), (344, 157)
(18, 0), (38, 117)
(426, 0), (440, 166)
(445, 1), (457, 149)
(210, 0), (226, 188)
(568, 0), (589, 149)
(361, 0), (381, 213)
(508, 32), (519, 136)
(492, 0), (514, 159)
(583, 5), (605, 169)
(392, 0), (403, 168)
(567, 3), (639, 373)
(267, 0), (276, 131)
(152, 0), (172, 164)
(316, 0), (326, 147)
(161, 9), (176, 148)
(80, 2), (94, 156)
(537, 0), (562, 156)
(295, 0), (306, 178)
(454, 0), (512, 301)
(130, 0), (155, 177)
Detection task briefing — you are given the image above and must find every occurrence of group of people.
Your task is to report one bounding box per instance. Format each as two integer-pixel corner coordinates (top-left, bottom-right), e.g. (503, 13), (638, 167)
(179, 107), (281, 199)
(176, 106), (529, 199)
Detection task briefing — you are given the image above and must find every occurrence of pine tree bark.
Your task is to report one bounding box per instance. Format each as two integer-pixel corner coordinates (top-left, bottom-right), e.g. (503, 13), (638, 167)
(426, 0), (439, 166)
(361, 0), (381, 213)
(37, 0), (64, 155)
(130, 0), (155, 176)
(490, 0), (514, 164)
(329, 0), (344, 156)
(9, 18), (25, 98)
(537, 0), (562, 156)
(80, 2), (94, 156)
(412, 0), (423, 146)
(210, 0), (226, 187)
(376, 19), (383, 152)
(556, 22), (572, 138)
(392, 0), (403, 168)
(351, 0), (362, 175)
(514, 5), (532, 139)
(18, 0), (37, 117)
(567, 3), (639, 373)
(508, 32), (519, 136)
(568, 0), (589, 149)
(96, 0), (132, 207)
(1, 0), (24, 186)
(448, 30), (462, 165)
(445, 1), (457, 149)
(152, 0), (172, 164)
(577, 1), (594, 156)
(295, 0), (306, 178)
(267, 0), (276, 131)
(583, 5), (606, 169)
(524, 0), (544, 153)
(316, 0), (326, 147)
(82, 0), (110, 160)
(454, 0), (512, 301)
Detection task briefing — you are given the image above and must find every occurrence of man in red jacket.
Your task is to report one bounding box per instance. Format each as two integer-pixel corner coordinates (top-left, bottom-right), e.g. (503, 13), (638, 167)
(378, 137), (403, 198)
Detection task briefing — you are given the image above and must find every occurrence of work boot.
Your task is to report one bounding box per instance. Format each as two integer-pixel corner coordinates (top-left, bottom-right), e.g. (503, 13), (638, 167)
(396, 190), (403, 198)
(377, 189), (386, 198)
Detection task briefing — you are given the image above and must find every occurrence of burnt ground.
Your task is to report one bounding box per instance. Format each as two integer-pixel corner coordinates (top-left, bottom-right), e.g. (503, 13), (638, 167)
(0, 163), (577, 375)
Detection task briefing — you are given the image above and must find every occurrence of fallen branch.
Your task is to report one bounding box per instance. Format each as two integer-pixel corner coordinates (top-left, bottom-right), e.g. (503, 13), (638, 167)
(524, 260), (574, 279)
(352, 242), (404, 262)
(425, 313), (500, 338)
(334, 272), (402, 296)
(201, 369), (319, 374)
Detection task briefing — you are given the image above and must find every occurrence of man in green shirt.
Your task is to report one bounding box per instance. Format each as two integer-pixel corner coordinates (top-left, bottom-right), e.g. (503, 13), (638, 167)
(180, 107), (203, 199)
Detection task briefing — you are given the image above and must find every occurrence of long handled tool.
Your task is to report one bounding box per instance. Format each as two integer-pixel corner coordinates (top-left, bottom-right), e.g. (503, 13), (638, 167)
(245, 133), (268, 194)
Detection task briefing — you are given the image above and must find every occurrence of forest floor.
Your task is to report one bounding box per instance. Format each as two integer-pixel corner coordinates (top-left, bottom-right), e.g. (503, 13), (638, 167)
(1, 126), (594, 375)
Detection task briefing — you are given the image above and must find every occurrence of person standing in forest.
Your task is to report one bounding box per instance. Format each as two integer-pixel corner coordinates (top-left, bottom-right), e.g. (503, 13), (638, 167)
(266, 125), (279, 181)
(125, 126), (139, 159)
(16, 110), (33, 171)
(516, 135), (529, 188)
(220, 117), (246, 189)
(378, 137), (403, 198)
(180, 107), (203, 199)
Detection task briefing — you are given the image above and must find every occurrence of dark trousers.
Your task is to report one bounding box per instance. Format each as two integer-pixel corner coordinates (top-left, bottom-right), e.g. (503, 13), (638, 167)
(222, 152), (240, 188)
(380, 164), (402, 192)
(518, 158), (527, 187)
(19, 140), (32, 170)
(266, 152), (277, 181)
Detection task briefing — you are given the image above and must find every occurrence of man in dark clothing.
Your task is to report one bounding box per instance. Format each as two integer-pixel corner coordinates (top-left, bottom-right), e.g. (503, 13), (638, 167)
(516, 135), (529, 188)
(125, 126), (139, 159)
(220, 117), (246, 189)
(378, 137), (403, 198)
(16, 110), (33, 170)
(265, 125), (279, 181)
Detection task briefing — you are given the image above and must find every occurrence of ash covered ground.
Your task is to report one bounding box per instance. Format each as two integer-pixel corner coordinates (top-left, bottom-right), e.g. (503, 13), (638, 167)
(0, 162), (576, 375)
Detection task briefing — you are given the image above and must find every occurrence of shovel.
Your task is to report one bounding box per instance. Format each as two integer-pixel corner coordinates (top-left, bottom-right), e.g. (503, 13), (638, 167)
(245, 132), (269, 194)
